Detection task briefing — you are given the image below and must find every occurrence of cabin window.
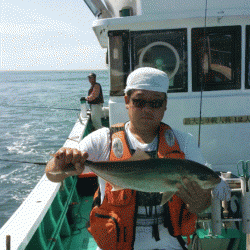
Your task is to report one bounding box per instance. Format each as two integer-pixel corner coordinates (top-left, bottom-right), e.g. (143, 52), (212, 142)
(246, 26), (250, 89)
(109, 31), (130, 96)
(130, 29), (188, 93)
(192, 26), (241, 91)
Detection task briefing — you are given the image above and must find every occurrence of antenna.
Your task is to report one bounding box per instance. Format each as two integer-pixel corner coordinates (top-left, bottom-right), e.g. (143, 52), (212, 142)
(198, 0), (208, 148)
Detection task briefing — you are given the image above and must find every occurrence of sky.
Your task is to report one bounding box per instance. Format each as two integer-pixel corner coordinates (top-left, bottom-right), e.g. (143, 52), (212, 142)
(0, 0), (107, 71)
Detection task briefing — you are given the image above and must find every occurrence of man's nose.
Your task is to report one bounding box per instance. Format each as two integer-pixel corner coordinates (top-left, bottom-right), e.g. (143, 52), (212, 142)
(142, 103), (154, 110)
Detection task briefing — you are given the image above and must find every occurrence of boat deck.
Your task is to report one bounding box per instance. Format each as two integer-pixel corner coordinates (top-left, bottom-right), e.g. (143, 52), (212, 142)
(14, 116), (245, 250)
(59, 173), (99, 250)
(63, 195), (97, 250)
(63, 195), (243, 250)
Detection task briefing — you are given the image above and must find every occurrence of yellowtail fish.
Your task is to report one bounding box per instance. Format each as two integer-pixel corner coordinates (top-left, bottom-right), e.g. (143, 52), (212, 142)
(48, 150), (220, 204)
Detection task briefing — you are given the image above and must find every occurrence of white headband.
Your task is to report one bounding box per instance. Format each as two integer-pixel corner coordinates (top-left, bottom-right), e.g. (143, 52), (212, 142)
(124, 67), (169, 94)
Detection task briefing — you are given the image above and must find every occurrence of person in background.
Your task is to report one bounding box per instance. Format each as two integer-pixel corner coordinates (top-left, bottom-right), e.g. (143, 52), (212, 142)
(46, 67), (216, 250)
(86, 73), (104, 130)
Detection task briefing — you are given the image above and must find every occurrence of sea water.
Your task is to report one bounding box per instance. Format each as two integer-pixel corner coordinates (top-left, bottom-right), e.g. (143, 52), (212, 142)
(0, 70), (109, 228)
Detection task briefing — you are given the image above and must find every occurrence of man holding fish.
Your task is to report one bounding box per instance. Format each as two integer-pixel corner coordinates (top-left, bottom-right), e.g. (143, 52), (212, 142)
(46, 67), (224, 250)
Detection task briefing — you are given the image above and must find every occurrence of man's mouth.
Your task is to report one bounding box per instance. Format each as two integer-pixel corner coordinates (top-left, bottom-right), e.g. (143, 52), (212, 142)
(141, 116), (154, 120)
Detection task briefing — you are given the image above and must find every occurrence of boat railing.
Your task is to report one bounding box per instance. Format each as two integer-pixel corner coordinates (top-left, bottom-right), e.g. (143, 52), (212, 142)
(25, 176), (79, 250)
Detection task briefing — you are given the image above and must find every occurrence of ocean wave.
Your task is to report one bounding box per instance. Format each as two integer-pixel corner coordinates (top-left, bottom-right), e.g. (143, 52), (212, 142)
(21, 123), (31, 129)
(4, 132), (14, 138)
(0, 169), (19, 180)
(6, 143), (39, 155)
(0, 165), (43, 185)
(45, 127), (59, 132)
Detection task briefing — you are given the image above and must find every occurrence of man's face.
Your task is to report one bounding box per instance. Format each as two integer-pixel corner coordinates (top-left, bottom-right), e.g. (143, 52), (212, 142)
(125, 89), (167, 130)
(88, 76), (96, 84)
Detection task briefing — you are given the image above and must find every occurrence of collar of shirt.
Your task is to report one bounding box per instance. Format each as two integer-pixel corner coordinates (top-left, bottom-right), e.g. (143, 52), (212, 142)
(125, 122), (158, 152)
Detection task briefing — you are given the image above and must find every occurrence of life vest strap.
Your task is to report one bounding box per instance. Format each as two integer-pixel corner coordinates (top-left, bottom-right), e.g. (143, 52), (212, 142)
(136, 216), (164, 226)
(177, 236), (188, 250)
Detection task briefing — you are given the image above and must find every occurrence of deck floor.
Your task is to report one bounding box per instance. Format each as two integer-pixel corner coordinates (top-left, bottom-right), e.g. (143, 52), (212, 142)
(63, 117), (108, 250)
(63, 195), (97, 250)
(60, 195), (242, 250)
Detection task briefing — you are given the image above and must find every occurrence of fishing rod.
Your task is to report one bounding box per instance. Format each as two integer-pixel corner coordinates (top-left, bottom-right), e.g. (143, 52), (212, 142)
(3, 105), (81, 112)
(198, 0), (208, 148)
(0, 158), (47, 166)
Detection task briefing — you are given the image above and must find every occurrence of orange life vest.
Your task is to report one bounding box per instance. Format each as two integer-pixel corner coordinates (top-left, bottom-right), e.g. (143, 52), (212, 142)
(88, 123), (197, 250)
(87, 83), (104, 104)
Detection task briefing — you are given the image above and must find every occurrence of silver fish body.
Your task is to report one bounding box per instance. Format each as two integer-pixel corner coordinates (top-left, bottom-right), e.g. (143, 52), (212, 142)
(47, 151), (220, 204)
(86, 157), (221, 194)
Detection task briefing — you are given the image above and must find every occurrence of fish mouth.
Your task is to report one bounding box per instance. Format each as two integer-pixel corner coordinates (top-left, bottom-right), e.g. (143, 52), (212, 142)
(206, 176), (221, 188)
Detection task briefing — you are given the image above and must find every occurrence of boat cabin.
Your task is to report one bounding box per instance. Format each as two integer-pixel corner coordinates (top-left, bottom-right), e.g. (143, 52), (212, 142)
(86, 0), (250, 174)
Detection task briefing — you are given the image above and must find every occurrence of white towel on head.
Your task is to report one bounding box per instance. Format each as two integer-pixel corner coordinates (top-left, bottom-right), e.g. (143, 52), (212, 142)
(124, 67), (169, 94)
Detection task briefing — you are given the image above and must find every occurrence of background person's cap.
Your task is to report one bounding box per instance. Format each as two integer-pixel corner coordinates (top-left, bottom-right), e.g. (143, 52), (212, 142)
(88, 73), (96, 78)
(124, 67), (169, 94)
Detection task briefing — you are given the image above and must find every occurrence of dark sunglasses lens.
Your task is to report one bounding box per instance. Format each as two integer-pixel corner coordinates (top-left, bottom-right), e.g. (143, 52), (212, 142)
(149, 100), (164, 108)
(132, 99), (164, 109)
(132, 99), (146, 108)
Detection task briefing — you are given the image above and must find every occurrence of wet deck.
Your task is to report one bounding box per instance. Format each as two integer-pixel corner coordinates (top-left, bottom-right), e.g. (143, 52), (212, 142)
(63, 195), (97, 250)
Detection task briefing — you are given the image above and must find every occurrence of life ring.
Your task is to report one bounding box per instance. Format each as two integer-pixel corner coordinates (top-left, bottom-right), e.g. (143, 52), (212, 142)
(139, 41), (180, 79)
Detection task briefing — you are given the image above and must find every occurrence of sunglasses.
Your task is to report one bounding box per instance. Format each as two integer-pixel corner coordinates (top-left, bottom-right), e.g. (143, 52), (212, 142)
(131, 98), (165, 109)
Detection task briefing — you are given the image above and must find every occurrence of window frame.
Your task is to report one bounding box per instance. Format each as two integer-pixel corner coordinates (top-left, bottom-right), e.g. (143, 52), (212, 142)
(246, 25), (250, 89)
(192, 26), (241, 92)
(130, 28), (188, 93)
(108, 30), (130, 96)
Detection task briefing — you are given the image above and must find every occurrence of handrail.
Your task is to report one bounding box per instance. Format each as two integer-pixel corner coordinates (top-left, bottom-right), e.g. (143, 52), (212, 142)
(47, 176), (78, 249)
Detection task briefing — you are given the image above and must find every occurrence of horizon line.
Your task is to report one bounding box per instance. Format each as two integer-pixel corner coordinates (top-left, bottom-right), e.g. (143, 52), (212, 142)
(0, 68), (108, 72)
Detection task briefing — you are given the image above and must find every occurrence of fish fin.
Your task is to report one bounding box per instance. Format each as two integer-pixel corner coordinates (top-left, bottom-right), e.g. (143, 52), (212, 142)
(160, 192), (175, 205)
(127, 149), (151, 161)
(111, 184), (124, 191)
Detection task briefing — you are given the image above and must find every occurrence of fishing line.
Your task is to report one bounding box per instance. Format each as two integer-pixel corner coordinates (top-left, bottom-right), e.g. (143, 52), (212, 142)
(198, 0), (208, 148)
(0, 158), (47, 166)
(3, 104), (81, 112)
(65, 200), (90, 237)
